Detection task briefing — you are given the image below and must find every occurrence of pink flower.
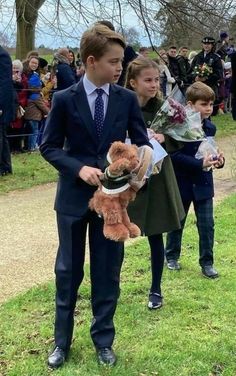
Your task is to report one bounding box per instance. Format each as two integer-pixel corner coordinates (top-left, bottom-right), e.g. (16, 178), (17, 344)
(168, 98), (186, 124)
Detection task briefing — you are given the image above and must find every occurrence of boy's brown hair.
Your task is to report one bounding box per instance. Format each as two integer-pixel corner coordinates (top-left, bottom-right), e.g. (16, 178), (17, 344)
(186, 82), (215, 103)
(80, 24), (126, 65)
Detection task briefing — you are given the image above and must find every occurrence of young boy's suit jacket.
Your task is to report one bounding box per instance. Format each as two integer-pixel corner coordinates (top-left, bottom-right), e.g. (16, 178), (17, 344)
(170, 119), (217, 202)
(40, 79), (150, 216)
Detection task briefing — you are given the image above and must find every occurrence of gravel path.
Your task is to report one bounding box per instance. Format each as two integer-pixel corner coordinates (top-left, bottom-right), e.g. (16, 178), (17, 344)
(1, 136), (236, 304)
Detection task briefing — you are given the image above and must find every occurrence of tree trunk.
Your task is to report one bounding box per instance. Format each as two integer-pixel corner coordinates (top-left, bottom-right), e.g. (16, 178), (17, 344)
(15, 0), (46, 60)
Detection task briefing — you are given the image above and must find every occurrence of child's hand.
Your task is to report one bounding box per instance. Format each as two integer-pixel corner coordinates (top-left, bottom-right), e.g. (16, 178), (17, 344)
(214, 151), (224, 168)
(79, 166), (103, 186)
(152, 133), (165, 143)
(147, 129), (165, 143)
(202, 154), (219, 169)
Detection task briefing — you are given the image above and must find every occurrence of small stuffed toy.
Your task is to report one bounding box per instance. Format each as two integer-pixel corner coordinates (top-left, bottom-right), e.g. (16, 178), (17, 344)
(89, 141), (152, 241)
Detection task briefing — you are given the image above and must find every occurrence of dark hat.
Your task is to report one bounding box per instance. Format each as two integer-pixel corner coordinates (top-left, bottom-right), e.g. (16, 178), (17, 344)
(202, 36), (215, 44)
(38, 57), (48, 69)
(220, 31), (228, 40)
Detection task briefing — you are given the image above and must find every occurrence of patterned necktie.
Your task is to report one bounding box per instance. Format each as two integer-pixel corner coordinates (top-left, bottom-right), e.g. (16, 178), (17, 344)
(94, 88), (104, 138)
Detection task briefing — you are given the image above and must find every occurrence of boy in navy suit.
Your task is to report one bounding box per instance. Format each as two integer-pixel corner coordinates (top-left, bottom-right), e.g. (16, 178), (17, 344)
(40, 24), (150, 368)
(165, 82), (224, 278)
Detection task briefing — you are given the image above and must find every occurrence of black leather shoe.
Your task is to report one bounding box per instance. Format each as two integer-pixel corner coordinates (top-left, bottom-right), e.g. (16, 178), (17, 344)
(96, 347), (116, 366)
(48, 346), (67, 369)
(202, 265), (219, 279)
(148, 292), (163, 309)
(167, 259), (181, 270)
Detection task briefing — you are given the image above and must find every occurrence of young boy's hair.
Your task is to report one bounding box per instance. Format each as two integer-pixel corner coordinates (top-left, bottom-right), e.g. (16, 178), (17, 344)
(80, 24), (125, 65)
(186, 82), (215, 103)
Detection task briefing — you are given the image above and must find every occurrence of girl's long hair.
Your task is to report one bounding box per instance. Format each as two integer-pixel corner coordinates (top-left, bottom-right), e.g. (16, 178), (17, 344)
(124, 57), (162, 99)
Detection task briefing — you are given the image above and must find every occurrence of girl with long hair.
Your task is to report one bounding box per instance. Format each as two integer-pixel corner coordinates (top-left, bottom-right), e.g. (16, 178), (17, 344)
(125, 58), (185, 309)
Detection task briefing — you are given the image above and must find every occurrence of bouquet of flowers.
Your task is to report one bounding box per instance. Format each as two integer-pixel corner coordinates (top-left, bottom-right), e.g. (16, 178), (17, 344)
(150, 97), (205, 142)
(193, 63), (213, 78)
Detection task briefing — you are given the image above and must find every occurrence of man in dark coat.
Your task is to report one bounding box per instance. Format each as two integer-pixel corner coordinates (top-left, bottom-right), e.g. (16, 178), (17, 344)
(176, 46), (191, 91)
(216, 32), (235, 61)
(190, 37), (223, 115)
(167, 46), (181, 87)
(0, 46), (14, 175)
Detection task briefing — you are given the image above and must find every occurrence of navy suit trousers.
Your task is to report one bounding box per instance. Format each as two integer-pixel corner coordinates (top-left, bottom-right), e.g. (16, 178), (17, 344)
(54, 210), (124, 351)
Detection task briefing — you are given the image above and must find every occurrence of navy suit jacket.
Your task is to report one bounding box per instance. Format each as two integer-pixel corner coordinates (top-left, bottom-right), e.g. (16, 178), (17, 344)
(40, 80), (150, 216)
(170, 119), (217, 202)
(0, 46), (14, 124)
(56, 62), (76, 91)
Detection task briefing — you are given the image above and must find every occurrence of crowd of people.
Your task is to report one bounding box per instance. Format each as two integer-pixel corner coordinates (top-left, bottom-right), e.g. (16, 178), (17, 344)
(0, 21), (229, 369)
(0, 28), (235, 176)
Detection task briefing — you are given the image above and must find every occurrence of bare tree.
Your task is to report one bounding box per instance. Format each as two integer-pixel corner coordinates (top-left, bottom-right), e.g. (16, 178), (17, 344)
(15, 0), (46, 59)
(155, 0), (233, 49)
(1, 0), (236, 59)
(0, 31), (12, 47)
(117, 26), (141, 49)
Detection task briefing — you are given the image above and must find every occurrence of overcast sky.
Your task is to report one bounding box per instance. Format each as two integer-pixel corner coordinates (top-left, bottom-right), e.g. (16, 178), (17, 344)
(1, 1), (152, 48)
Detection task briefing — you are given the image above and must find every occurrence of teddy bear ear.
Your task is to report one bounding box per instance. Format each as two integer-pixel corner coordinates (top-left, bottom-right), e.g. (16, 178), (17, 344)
(110, 141), (126, 154)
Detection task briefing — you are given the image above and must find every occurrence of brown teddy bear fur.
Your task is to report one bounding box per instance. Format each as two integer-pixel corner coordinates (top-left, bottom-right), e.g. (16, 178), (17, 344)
(89, 141), (141, 241)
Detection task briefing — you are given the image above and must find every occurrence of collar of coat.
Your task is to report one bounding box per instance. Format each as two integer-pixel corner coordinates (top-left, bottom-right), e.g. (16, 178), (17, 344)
(101, 152), (132, 194)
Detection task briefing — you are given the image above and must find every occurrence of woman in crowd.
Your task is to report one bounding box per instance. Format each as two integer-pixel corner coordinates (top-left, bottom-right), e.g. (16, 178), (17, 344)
(8, 59), (28, 152)
(52, 48), (76, 90)
(23, 56), (49, 151)
(157, 50), (175, 97)
(125, 58), (185, 309)
(68, 49), (78, 80)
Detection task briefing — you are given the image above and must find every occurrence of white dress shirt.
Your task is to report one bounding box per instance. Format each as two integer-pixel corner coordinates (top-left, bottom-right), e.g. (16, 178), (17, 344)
(83, 74), (110, 119)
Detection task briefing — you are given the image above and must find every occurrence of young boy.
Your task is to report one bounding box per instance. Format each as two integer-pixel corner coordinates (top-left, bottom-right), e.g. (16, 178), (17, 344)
(165, 82), (224, 278)
(40, 24), (150, 368)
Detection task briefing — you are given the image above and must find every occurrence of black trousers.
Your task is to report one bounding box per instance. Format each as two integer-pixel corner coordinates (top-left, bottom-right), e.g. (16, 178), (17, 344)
(165, 198), (214, 267)
(0, 122), (12, 173)
(54, 210), (124, 352)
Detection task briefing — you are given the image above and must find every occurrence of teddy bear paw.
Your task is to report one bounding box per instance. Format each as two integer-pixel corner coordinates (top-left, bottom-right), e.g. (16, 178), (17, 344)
(128, 223), (141, 238)
(104, 224), (129, 242)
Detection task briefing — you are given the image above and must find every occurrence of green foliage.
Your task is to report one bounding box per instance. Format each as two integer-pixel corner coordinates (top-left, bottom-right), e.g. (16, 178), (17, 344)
(213, 113), (236, 138)
(0, 195), (236, 375)
(1, 115), (235, 195)
(0, 152), (57, 194)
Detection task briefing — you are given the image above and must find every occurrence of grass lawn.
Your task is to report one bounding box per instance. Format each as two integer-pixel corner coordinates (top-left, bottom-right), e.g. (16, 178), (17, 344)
(0, 152), (57, 194)
(213, 113), (236, 138)
(1, 114), (236, 195)
(0, 194), (236, 376)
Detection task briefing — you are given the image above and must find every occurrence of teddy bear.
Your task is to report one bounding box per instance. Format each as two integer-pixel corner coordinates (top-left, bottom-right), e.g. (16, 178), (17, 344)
(89, 141), (152, 242)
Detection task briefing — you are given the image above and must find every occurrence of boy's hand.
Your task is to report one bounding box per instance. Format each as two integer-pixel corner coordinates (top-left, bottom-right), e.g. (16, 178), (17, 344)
(215, 152), (225, 168)
(202, 155), (219, 169)
(79, 166), (103, 186)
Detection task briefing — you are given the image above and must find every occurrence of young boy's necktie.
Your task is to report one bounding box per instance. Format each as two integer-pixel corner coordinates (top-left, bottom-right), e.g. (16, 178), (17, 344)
(94, 88), (104, 138)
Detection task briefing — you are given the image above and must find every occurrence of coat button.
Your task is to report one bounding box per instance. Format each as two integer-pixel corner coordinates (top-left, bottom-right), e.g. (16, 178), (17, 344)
(97, 155), (102, 160)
